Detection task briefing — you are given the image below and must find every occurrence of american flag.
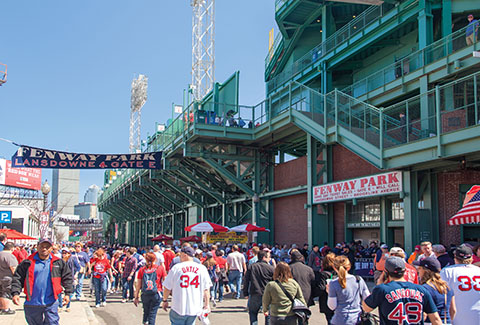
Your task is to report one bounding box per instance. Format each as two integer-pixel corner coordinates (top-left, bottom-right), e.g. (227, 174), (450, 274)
(448, 185), (480, 225)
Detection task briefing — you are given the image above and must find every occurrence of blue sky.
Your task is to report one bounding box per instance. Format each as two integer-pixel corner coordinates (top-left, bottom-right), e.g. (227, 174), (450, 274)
(0, 1), (276, 200)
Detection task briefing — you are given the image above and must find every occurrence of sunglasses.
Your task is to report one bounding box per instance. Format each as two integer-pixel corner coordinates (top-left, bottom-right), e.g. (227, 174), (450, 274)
(62, 251), (71, 254)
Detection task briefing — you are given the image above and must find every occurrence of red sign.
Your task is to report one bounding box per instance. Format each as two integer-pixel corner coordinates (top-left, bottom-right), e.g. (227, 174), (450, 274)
(0, 159), (42, 190)
(313, 171), (402, 204)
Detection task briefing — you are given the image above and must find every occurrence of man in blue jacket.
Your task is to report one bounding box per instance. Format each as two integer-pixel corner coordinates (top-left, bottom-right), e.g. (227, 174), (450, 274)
(11, 238), (73, 325)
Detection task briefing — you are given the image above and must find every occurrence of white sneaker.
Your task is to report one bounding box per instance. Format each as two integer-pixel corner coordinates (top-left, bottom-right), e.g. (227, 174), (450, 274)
(95, 304), (100, 308)
(101, 302), (106, 307)
(121, 299), (127, 303)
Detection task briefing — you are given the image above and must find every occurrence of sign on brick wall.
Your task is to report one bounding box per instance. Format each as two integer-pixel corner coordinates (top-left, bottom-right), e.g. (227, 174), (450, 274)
(313, 171), (402, 204)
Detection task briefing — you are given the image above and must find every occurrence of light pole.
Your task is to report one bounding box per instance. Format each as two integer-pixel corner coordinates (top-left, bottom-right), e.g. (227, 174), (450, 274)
(41, 180), (51, 212)
(40, 180), (51, 239)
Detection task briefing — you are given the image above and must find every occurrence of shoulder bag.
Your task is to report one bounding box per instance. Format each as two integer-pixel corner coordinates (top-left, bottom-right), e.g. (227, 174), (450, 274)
(354, 276), (379, 325)
(275, 280), (311, 325)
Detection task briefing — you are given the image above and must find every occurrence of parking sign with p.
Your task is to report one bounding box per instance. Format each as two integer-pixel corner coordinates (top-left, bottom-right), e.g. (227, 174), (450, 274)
(0, 211), (12, 223)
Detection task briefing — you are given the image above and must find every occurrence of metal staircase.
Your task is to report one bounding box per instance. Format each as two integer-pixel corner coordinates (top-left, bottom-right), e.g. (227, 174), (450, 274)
(285, 73), (480, 169)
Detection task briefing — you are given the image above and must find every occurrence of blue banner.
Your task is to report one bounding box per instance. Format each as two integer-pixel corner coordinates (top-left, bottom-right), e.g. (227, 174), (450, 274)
(12, 146), (162, 169)
(354, 257), (374, 277)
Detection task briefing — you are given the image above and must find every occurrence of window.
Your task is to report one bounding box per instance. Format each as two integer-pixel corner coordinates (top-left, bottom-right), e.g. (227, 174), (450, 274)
(349, 201), (381, 223)
(391, 201), (405, 220)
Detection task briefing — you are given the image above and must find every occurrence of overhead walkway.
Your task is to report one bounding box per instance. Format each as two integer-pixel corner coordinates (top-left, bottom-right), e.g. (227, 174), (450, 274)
(342, 26), (480, 105)
(99, 71), (480, 245)
(266, 0), (420, 92)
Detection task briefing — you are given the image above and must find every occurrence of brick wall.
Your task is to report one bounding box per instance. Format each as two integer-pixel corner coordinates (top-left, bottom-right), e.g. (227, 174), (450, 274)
(333, 202), (346, 243)
(437, 170), (480, 245)
(274, 156), (307, 190)
(273, 193), (308, 245)
(332, 145), (381, 181)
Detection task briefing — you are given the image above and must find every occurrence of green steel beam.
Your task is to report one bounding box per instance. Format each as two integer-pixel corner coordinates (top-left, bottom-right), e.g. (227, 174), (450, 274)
(160, 175), (205, 207)
(148, 181), (184, 209)
(123, 192), (155, 217)
(177, 169), (225, 203)
(202, 158), (255, 196)
(184, 160), (231, 190)
(135, 187), (175, 215)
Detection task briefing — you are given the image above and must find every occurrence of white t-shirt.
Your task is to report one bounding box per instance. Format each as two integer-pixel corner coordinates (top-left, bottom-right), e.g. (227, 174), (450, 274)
(226, 251), (246, 272)
(440, 264), (480, 325)
(154, 251), (165, 265)
(163, 261), (212, 316)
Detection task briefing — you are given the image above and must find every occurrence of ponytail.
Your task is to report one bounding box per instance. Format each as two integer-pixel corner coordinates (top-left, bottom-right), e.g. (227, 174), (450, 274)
(334, 255), (351, 289)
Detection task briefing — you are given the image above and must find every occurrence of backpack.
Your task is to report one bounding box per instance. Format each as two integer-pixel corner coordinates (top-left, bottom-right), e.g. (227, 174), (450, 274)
(141, 265), (159, 295)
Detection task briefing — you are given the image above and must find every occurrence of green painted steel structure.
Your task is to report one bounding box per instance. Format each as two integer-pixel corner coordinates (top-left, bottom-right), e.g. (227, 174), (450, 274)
(99, 0), (480, 251)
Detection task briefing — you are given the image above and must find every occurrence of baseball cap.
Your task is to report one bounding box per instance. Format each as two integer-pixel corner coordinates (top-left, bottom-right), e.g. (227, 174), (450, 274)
(385, 256), (405, 275)
(335, 243), (342, 248)
(454, 244), (473, 260)
(389, 247), (405, 255)
(413, 256), (441, 273)
(414, 245), (421, 252)
(263, 247), (271, 252)
(38, 238), (53, 246)
(61, 247), (71, 254)
(380, 244), (389, 249)
(432, 244), (446, 254)
(195, 249), (203, 255)
(469, 14), (474, 18)
(181, 246), (195, 257)
(206, 252), (213, 258)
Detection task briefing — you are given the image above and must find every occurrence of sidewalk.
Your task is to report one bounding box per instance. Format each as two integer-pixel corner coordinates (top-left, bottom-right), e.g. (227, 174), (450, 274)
(3, 295), (99, 325)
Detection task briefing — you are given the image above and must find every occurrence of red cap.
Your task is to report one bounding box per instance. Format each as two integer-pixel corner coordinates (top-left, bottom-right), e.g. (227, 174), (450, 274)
(414, 245), (421, 251)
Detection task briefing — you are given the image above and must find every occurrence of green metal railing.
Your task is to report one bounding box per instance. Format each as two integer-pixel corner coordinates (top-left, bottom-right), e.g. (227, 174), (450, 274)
(102, 71), (480, 200)
(267, 2), (398, 93)
(275, 0), (290, 12)
(343, 25), (474, 97)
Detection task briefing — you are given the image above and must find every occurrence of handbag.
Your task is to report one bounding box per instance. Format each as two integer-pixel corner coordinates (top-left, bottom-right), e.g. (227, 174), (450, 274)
(353, 276), (379, 325)
(275, 280), (311, 325)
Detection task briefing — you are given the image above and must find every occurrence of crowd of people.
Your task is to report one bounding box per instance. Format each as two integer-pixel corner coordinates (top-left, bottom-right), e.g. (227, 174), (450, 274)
(0, 231), (479, 324)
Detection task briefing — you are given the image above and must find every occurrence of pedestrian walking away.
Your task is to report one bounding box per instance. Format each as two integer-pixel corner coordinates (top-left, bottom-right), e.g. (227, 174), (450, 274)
(440, 244), (480, 325)
(327, 255), (369, 325)
(363, 256), (442, 325)
(0, 242), (18, 315)
(11, 238), (73, 325)
(244, 249), (275, 325)
(162, 246), (212, 325)
(134, 252), (167, 325)
(262, 262), (307, 325)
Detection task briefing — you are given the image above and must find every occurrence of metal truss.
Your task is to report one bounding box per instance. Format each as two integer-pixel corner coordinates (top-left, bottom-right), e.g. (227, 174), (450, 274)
(191, 0), (215, 100)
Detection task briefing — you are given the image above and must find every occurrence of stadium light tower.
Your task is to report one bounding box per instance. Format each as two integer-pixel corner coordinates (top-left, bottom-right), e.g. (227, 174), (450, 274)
(191, 0), (215, 101)
(130, 74), (148, 153)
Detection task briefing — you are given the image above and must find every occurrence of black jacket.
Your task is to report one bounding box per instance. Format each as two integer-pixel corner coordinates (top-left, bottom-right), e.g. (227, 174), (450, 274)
(243, 260), (274, 297)
(289, 257), (315, 306)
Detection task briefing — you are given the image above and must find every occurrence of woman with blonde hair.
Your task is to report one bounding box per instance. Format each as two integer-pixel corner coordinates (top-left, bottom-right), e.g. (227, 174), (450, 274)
(327, 255), (369, 324)
(413, 256), (455, 324)
(263, 262), (307, 324)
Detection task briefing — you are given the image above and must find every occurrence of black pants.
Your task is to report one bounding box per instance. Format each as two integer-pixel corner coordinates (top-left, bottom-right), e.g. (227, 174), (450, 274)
(248, 294), (270, 325)
(141, 292), (161, 325)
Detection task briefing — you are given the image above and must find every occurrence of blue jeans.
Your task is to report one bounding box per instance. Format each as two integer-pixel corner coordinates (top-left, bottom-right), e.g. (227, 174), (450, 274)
(24, 300), (60, 325)
(141, 292), (161, 324)
(228, 270), (242, 298)
(92, 277), (107, 305)
(74, 272), (85, 298)
(169, 309), (196, 325)
(122, 277), (135, 300)
(213, 280), (223, 301)
(58, 293), (72, 308)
